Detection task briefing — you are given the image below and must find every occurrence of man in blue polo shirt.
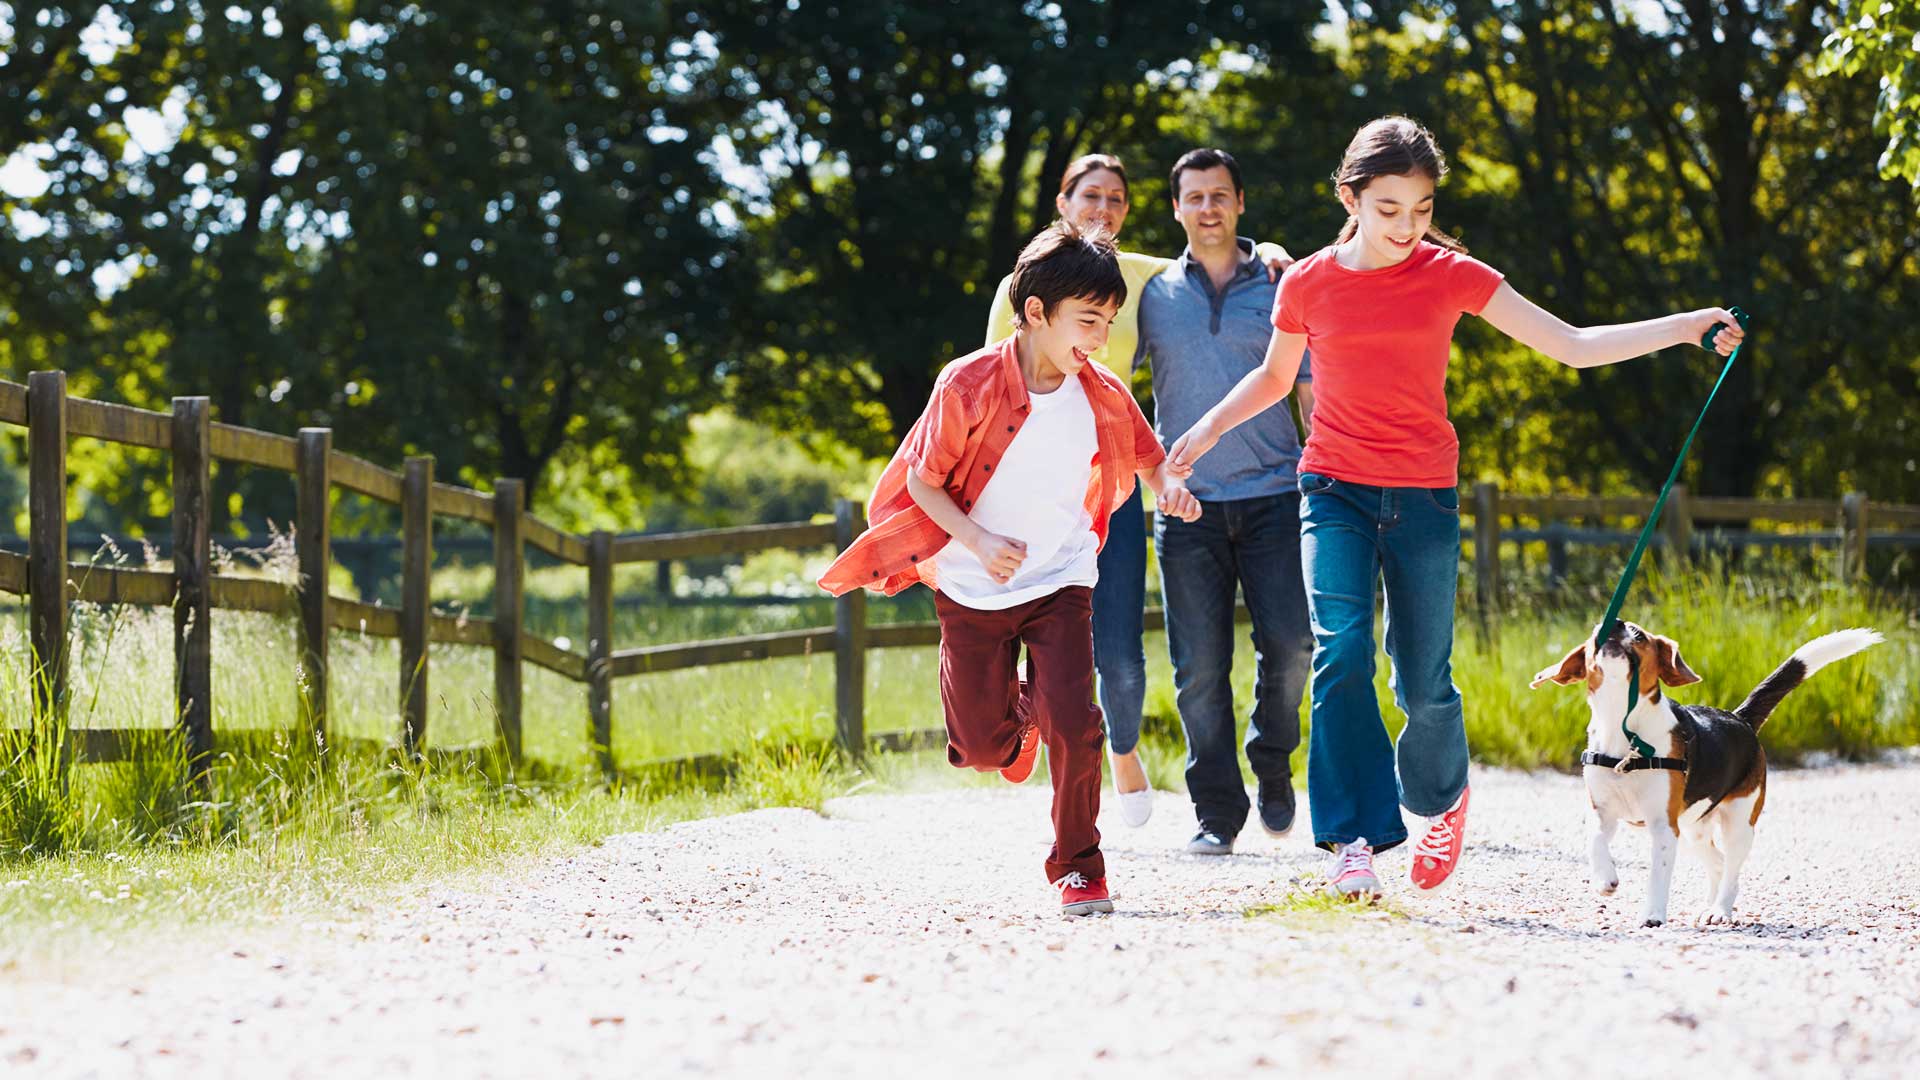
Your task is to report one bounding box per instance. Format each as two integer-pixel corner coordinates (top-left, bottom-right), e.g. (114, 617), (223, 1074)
(1136, 147), (1315, 855)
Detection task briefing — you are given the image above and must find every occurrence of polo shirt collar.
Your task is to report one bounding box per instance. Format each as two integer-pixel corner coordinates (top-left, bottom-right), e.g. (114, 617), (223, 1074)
(1176, 236), (1260, 284)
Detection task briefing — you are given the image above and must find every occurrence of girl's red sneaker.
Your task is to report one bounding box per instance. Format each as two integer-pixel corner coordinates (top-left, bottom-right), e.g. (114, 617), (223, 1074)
(1410, 785), (1470, 891)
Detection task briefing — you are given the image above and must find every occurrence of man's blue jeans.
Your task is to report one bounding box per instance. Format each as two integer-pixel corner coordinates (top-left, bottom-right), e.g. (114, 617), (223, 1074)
(1093, 486), (1148, 755)
(1297, 472), (1469, 852)
(1155, 492), (1313, 835)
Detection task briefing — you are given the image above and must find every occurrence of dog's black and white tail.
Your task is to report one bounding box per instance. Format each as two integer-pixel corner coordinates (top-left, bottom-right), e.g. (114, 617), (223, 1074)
(1733, 628), (1884, 729)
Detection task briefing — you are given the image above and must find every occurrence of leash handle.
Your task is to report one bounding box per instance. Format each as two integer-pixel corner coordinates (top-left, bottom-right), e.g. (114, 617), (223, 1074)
(1595, 306), (1751, 653)
(1699, 306), (1751, 350)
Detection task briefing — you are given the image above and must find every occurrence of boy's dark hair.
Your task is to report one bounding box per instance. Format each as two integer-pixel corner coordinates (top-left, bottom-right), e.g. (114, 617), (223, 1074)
(1008, 218), (1127, 329)
(1169, 148), (1243, 198)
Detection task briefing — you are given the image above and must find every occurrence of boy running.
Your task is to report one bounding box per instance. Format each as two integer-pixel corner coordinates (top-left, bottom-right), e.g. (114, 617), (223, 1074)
(821, 219), (1202, 916)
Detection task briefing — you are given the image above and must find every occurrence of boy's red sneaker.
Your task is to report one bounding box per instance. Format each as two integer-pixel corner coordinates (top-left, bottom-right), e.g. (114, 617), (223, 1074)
(1055, 872), (1113, 917)
(1000, 721), (1040, 784)
(1410, 785), (1470, 891)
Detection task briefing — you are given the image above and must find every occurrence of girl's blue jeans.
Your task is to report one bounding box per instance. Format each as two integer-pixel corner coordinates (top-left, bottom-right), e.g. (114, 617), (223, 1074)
(1297, 471), (1470, 851)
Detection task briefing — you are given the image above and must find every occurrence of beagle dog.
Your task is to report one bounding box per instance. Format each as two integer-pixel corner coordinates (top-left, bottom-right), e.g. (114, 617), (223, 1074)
(1531, 621), (1882, 927)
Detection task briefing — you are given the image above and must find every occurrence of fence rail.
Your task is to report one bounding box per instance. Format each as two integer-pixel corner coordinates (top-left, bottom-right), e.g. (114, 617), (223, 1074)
(4, 370), (1917, 783)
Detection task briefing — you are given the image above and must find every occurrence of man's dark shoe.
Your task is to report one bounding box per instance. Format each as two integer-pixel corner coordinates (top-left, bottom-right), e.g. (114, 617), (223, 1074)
(1185, 828), (1235, 856)
(1256, 780), (1297, 839)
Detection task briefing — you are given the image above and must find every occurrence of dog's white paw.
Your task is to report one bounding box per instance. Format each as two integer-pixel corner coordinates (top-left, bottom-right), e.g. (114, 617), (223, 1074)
(1699, 905), (1737, 927)
(1594, 877), (1619, 896)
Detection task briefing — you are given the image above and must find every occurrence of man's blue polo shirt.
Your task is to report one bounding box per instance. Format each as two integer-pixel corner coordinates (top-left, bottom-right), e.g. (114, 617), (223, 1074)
(1135, 238), (1311, 501)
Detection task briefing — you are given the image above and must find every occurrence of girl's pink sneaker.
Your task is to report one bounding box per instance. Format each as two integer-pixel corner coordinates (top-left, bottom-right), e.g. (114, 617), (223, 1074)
(1326, 838), (1381, 898)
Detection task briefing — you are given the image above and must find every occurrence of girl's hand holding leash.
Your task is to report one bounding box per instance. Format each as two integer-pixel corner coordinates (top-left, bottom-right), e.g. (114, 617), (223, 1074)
(1687, 307), (1746, 356)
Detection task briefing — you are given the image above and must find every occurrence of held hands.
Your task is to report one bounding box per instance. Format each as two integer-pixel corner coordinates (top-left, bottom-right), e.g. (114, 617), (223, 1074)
(1687, 307), (1746, 356)
(967, 529), (1027, 585)
(1166, 421), (1219, 478)
(1156, 483), (1202, 522)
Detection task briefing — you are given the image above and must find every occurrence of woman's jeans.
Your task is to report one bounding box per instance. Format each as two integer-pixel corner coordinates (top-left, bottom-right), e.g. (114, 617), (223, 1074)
(1093, 485), (1148, 756)
(1297, 472), (1469, 852)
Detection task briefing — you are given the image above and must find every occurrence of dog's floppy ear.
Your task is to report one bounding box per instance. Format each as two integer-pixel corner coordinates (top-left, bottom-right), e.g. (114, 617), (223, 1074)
(1650, 634), (1701, 686)
(1530, 643), (1588, 689)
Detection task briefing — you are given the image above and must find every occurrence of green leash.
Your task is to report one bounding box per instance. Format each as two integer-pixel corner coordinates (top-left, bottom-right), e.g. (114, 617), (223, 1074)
(1595, 307), (1751, 758)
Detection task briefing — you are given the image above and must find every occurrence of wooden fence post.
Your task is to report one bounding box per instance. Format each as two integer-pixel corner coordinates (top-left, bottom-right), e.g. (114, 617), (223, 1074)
(401, 455), (433, 757)
(27, 372), (69, 738)
(172, 396), (213, 779)
(296, 428), (332, 747)
(492, 478), (525, 763)
(833, 499), (868, 757)
(1663, 484), (1693, 564)
(1545, 521), (1569, 589)
(1472, 481), (1501, 615)
(588, 529), (614, 782)
(1841, 491), (1869, 582)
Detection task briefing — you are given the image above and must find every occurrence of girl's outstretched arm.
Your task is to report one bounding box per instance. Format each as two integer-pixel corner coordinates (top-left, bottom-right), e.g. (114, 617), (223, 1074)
(1168, 327), (1308, 473)
(1478, 282), (1744, 367)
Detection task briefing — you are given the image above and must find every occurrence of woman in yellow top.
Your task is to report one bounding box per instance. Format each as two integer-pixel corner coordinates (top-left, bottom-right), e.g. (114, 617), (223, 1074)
(984, 154), (1290, 828)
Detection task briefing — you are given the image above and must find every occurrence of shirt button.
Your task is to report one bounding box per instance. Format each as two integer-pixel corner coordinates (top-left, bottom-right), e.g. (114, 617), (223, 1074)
(871, 570), (879, 578)
(909, 554), (919, 562)
(983, 464), (991, 472)
(1006, 425), (1014, 432)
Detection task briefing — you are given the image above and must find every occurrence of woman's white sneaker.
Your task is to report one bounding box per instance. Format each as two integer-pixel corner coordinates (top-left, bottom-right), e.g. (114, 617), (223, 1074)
(1109, 750), (1153, 827)
(1114, 786), (1153, 827)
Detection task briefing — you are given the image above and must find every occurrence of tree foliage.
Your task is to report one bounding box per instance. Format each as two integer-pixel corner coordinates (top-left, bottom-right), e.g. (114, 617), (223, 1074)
(1821, 0), (1920, 189)
(2, 0), (1915, 533)
(3, 2), (735, 527)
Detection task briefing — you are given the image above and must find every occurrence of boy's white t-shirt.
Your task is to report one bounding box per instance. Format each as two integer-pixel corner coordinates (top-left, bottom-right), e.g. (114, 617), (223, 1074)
(936, 374), (1101, 610)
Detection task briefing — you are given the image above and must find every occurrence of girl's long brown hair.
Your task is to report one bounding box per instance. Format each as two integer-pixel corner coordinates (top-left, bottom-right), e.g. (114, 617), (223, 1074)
(1332, 117), (1466, 253)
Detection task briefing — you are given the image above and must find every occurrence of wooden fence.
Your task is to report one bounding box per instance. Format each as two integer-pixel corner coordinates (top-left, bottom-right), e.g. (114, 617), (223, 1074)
(4, 369), (1917, 782)
(0, 371), (943, 779)
(1464, 481), (1920, 610)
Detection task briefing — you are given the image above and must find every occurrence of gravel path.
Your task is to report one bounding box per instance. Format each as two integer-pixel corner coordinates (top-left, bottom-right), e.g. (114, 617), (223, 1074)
(5, 763), (1919, 1078)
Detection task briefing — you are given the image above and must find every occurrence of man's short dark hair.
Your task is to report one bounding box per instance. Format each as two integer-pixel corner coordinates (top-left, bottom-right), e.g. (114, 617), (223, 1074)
(1008, 218), (1127, 329)
(1169, 148), (1243, 198)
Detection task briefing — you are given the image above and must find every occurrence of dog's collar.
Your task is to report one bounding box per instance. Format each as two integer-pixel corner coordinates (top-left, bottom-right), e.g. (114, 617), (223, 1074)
(1581, 750), (1686, 772)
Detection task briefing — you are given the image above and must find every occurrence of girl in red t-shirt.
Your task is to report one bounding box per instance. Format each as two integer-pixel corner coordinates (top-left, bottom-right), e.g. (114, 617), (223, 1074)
(1168, 116), (1743, 900)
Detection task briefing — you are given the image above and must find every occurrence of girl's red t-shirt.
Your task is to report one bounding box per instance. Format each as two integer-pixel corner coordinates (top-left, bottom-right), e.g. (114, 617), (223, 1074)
(1272, 242), (1504, 488)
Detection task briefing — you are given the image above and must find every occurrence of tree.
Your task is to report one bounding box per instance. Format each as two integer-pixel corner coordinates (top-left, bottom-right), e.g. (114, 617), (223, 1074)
(1820, 0), (1920, 189)
(1347, 0), (1920, 500)
(2, 2), (739, 527)
(685, 1), (1331, 448)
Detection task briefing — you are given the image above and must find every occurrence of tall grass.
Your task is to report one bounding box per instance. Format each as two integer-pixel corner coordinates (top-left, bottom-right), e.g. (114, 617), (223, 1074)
(0, 540), (1911, 960)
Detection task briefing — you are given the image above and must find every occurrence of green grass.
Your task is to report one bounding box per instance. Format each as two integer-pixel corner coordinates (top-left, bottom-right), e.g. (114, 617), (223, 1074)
(1, 546), (1913, 969)
(1242, 887), (1409, 926)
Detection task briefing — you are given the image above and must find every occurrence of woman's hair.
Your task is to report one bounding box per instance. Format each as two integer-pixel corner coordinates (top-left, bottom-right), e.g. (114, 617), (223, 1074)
(1332, 116), (1467, 253)
(1059, 153), (1130, 201)
(1008, 218), (1128, 329)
